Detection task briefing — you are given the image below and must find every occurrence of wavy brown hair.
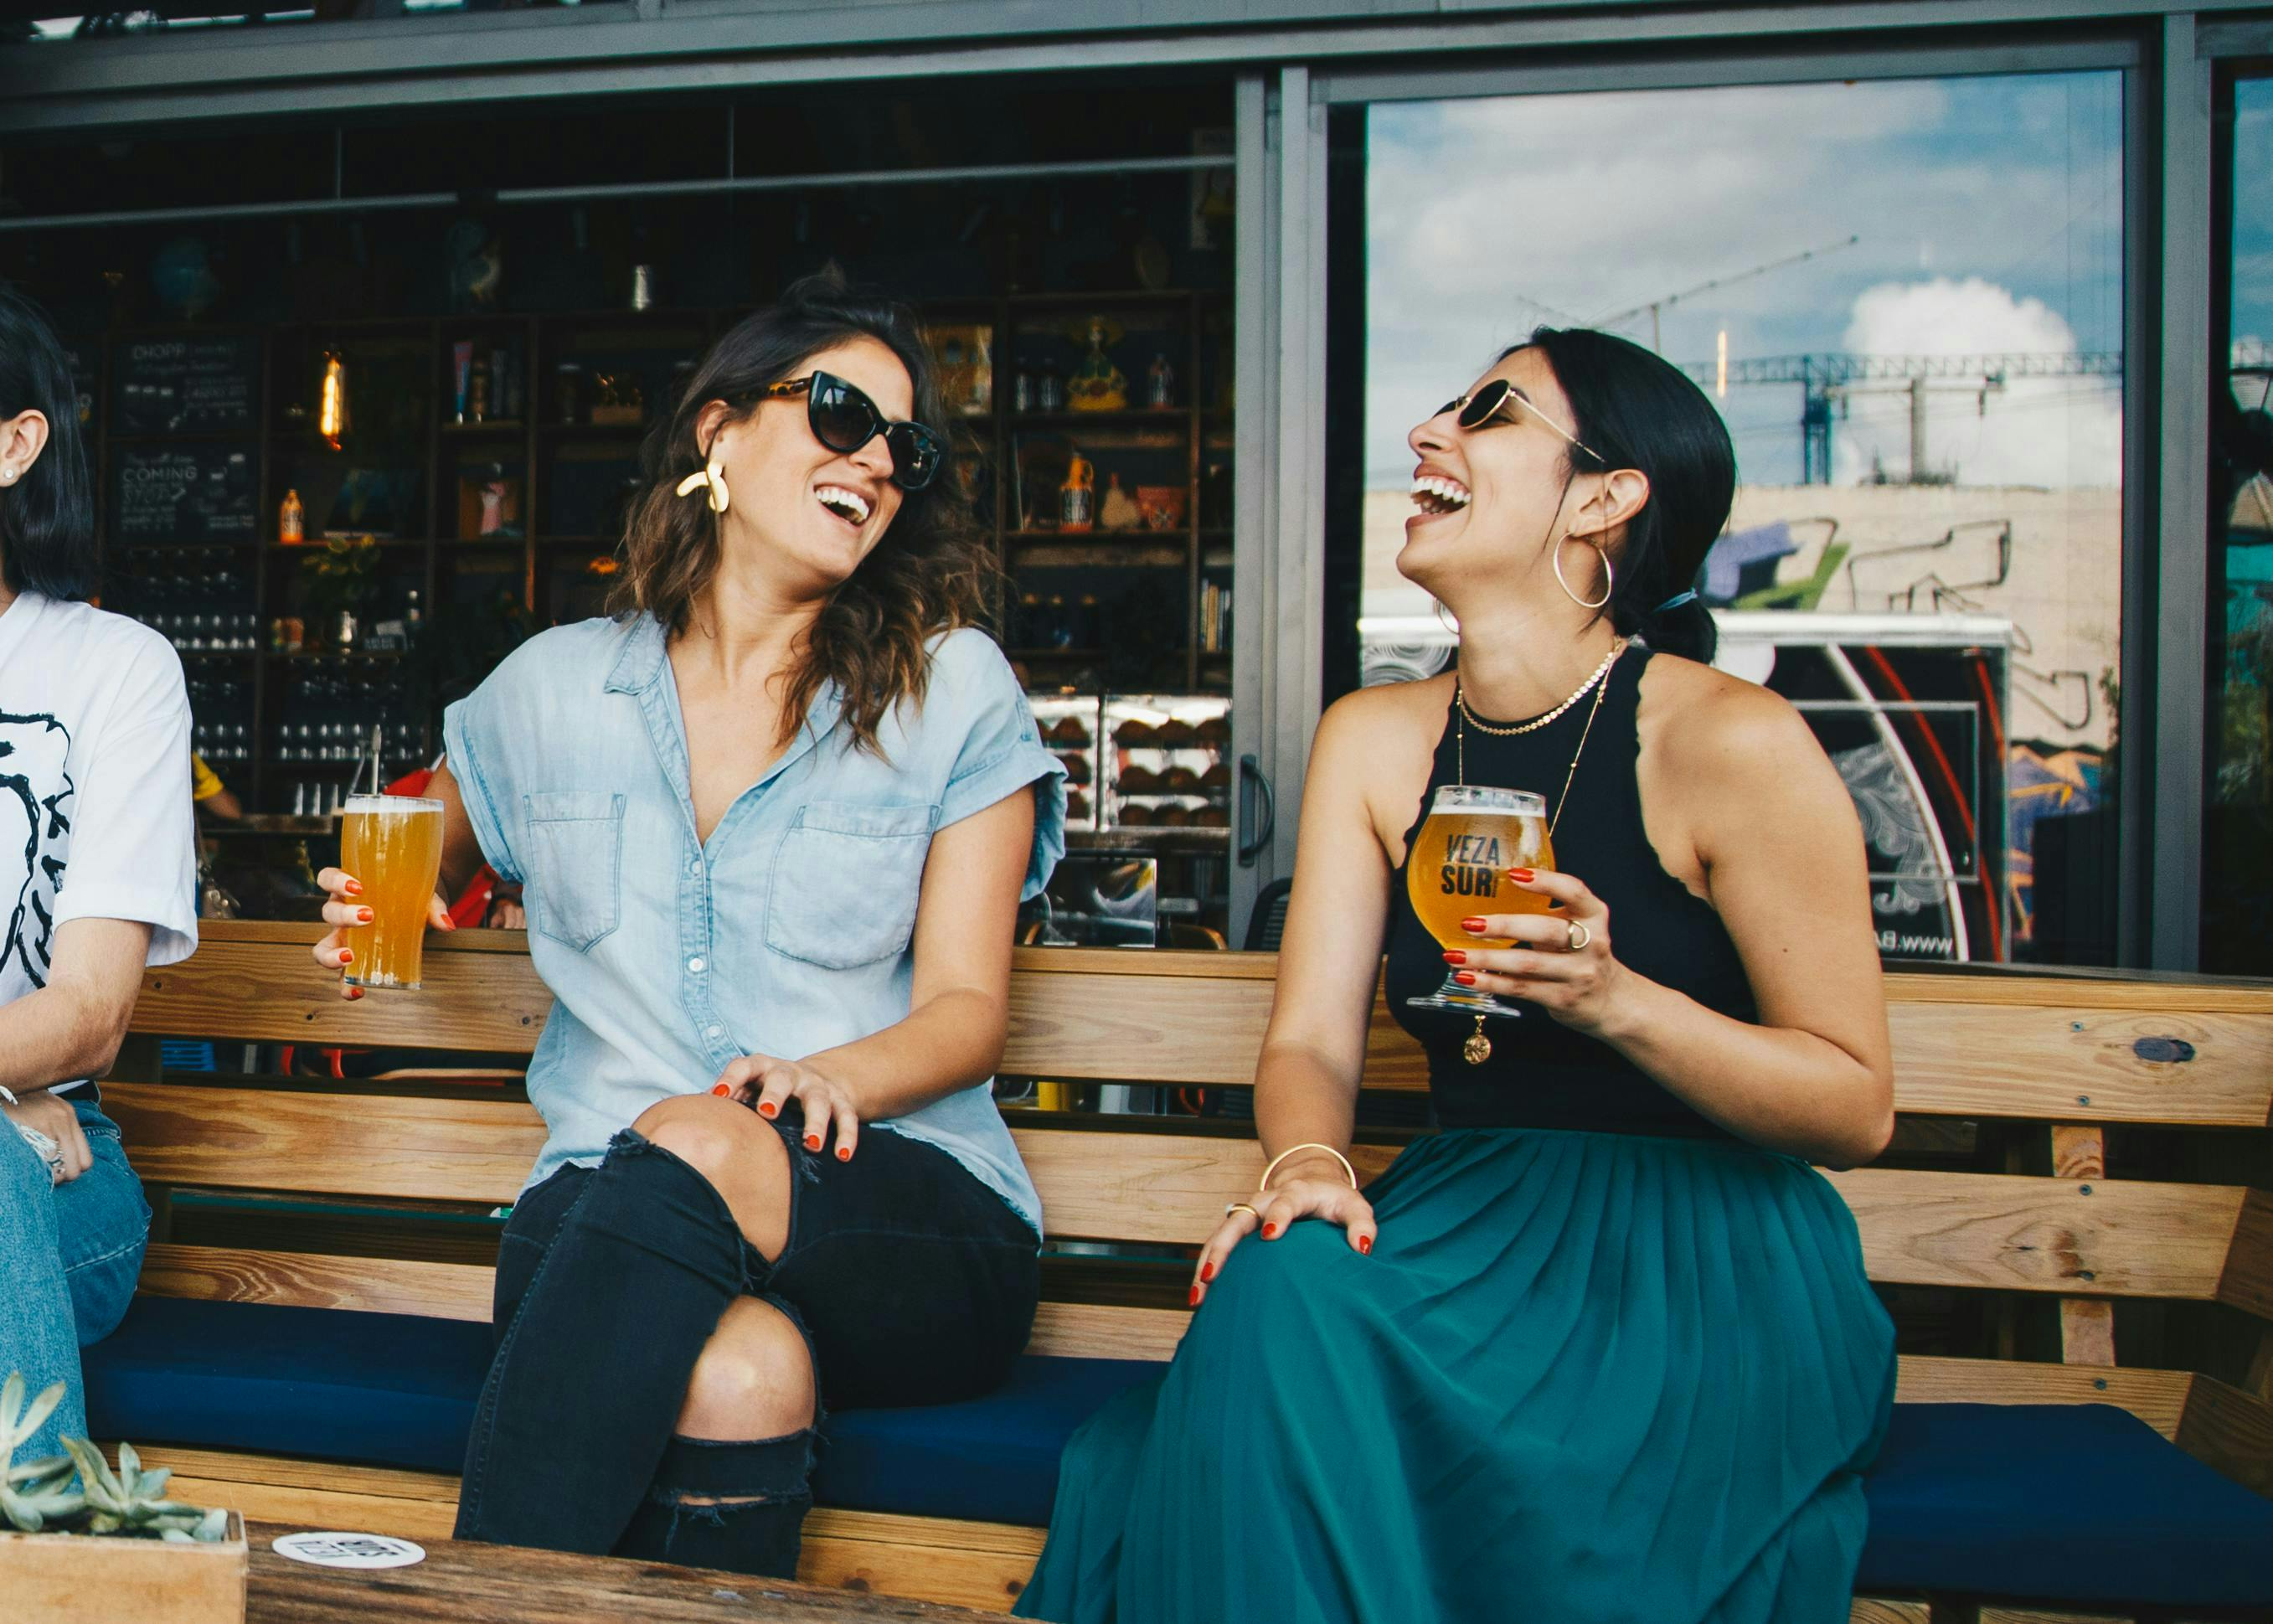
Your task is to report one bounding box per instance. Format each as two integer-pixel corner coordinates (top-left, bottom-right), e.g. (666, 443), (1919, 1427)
(611, 268), (998, 755)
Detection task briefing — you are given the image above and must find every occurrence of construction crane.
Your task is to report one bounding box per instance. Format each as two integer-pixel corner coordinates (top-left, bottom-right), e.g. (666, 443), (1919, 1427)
(1678, 351), (2125, 484)
(1592, 235), (1861, 353)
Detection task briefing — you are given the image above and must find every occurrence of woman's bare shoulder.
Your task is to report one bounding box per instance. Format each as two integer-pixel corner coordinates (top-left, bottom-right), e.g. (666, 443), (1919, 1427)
(1639, 649), (1822, 775)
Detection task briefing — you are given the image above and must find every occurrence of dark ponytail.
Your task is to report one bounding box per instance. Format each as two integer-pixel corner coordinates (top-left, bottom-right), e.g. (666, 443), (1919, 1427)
(0, 287), (95, 601)
(1511, 327), (1734, 663)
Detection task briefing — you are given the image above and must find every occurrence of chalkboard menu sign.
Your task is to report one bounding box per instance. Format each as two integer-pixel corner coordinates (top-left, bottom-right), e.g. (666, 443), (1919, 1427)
(112, 335), (260, 435)
(111, 443), (258, 543)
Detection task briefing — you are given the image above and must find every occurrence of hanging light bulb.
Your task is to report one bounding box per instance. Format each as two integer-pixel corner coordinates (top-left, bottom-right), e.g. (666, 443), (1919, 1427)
(317, 351), (351, 450)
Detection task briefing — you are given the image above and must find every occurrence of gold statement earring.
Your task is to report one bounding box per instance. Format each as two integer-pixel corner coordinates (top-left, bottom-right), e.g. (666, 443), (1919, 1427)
(1552, 534), (1613, 610)
(675, 458), (730, 514)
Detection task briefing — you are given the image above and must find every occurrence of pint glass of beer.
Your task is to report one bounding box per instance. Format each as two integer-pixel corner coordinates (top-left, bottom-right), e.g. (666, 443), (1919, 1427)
(339, 795), (446, 991)
(1405, 784), (1555, 1018)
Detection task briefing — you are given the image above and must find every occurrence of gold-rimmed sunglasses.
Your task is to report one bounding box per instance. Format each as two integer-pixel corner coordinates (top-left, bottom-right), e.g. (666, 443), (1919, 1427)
(1438, 379), (1604, 467)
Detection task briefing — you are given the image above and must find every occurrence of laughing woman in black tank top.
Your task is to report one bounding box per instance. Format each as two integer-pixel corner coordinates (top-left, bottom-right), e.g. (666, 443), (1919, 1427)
(1018, 329), (1899, 1624)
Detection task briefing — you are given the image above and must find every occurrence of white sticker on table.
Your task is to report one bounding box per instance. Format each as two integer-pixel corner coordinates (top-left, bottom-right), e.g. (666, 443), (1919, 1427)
(271, 1532), (427, 1569)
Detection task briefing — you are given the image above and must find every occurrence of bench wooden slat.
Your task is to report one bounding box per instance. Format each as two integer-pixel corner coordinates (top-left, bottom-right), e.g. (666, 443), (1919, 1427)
(138, 1438), (1930, 1622)
(2218, 1188), (2273, 1318)
(111, 1088), (2256, 1306)
(128, 923), (2273, 1126)
(105, 1081), (543, 1204)
(139, 1243), (494, 1322)
(122, 1238), (2226, 1446)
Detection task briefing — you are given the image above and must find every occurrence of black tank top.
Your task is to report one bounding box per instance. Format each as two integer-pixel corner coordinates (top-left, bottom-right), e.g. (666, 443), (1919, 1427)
(1384, 647), (1755, 1139)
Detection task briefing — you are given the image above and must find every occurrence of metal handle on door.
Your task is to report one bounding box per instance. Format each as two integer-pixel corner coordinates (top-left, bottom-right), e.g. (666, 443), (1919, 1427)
(1237, 753), (1276, 866)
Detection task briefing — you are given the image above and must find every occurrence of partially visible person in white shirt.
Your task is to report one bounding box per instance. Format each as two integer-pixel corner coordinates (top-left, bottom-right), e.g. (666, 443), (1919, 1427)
(0, 286), (198, 1464)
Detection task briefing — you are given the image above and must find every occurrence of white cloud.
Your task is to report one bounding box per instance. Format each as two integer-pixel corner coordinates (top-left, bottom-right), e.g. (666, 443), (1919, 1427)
(1363, 72), (2125, 487)
(1830, 276), (2122, 488)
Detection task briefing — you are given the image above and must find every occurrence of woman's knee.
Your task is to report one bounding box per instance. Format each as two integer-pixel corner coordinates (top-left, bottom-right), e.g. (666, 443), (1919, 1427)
(631, 1094), (791, 1256)
(678, 1297), (817, 1442)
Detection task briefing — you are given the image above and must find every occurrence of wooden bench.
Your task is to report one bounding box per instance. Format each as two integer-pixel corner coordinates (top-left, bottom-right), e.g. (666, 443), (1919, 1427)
(97, 920), (2273, 1622)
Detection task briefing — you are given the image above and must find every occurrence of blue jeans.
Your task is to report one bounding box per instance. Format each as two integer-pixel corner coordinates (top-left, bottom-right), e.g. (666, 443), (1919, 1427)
(0, 1093), (150, 1460)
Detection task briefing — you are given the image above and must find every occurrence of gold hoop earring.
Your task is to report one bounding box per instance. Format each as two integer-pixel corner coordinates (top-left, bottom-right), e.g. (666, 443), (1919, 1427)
(1553, 535), (1612, 611)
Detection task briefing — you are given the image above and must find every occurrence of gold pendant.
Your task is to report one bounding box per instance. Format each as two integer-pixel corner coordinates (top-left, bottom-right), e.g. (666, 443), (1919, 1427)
(1462, 1015), (1492, 1065)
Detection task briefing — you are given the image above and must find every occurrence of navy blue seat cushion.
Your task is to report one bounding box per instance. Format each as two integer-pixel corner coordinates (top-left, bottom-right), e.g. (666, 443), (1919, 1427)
(82, 1297), (494, 1474)
(1858, 1402), (2273, 1609)
(81, 1302), (2272, 1609)
(813, 1355), (1159, 1526)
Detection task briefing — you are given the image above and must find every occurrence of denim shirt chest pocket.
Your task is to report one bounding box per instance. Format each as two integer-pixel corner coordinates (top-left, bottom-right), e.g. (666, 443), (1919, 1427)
(523, 789), (626, 951)
(765, 798), (941, 969)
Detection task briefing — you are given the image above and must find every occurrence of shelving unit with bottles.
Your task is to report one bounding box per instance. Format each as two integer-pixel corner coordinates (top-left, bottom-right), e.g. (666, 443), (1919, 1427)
(76, 287), (1231, 819)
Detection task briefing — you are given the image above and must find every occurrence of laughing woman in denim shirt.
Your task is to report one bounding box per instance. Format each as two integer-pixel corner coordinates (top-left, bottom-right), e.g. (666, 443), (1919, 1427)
(310, 271), (1064, 1580)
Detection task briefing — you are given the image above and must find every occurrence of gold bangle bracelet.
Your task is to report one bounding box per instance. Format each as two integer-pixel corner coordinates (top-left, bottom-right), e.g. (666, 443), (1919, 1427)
(1260, 1142), (1358, 1194)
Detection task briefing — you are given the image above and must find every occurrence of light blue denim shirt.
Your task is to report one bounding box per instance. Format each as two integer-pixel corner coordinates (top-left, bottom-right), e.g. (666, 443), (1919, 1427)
(443, 614), (1066, 1231)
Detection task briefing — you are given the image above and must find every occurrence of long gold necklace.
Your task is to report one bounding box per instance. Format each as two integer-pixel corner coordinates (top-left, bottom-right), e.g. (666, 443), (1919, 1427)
(1451, 637), (1627, 1065)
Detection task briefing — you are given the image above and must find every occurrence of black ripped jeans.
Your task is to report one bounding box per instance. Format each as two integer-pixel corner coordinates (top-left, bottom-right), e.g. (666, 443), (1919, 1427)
(454, 1106), (1040, 1574)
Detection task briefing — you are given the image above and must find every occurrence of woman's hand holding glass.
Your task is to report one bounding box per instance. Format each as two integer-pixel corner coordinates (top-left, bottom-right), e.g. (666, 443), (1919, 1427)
(1447, 867), (1625, 1034)
(310, 865), (455, 1000)
(711, 1053), (863, 1163)
(1187, 1151), (1377, 1310)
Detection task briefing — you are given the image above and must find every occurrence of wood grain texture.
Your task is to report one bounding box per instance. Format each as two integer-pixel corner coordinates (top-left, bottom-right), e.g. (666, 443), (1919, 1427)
(133, 935), (553, 1052)
(2217, 1188), (2273, 1322)
(1891, 1357), (2188, 1437)
(240, 1520), (999, 1621)
(1977, 1611), (2134, 1624)
(114, 1096), (2250, 1303)
(2176, 1370), (2273, 1497)
(2057, 1299), (2118, 1367)
(1822, 1167), (2245, 1299)
(1847, 1603), (1931, 1624)
(1028, 1301), (1187, 1362)
(104, 1082), (544, 1204)
(0, 1515), (245, 1624)
(131, 931), (2273, 1123)
(139, 1244), (493, 1321)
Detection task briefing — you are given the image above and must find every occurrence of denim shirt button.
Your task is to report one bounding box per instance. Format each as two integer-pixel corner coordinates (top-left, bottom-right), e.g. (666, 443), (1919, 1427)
(705, 1024), (724, 1039)
(688, 857), (703, 875)
(687, 956), (705, 973)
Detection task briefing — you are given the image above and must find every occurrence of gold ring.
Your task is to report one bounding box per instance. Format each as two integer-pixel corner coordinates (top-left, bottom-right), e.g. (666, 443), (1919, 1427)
(1565, 920), (1592, 952)
(1225, 1203), (1261, 1223)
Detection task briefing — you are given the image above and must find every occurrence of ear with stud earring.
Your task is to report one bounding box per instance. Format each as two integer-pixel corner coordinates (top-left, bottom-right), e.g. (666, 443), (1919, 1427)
(0, 467), (17, 486)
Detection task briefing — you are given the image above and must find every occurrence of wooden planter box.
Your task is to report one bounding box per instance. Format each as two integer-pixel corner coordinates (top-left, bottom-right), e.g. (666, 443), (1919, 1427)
(0, 1511), (247, 1623)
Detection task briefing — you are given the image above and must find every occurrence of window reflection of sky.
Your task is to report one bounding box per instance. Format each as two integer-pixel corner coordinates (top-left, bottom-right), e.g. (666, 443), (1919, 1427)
(1365, 74), (2125, 490)
(2234, 80), (2271, 360)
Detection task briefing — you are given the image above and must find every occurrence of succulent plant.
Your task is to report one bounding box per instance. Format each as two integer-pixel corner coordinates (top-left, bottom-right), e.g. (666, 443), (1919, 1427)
(1, 1371), (226, 1543)
(63, 1438), (228, 1543)
(2, 1372), (83, 1533)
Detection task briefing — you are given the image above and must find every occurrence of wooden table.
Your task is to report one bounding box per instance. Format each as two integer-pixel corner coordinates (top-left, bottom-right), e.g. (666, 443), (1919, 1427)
(245, 1523), (1004, 1622)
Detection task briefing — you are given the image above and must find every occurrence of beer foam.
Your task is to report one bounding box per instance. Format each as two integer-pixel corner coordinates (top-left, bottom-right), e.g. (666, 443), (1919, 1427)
(344, 795), (445, 815)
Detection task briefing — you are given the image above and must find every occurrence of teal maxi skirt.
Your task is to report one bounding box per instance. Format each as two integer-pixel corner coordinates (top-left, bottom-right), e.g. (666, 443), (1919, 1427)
(1015, 1128), (1897, 1624)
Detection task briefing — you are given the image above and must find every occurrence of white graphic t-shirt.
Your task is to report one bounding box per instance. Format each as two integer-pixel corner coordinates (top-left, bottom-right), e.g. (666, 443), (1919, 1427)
(0, 590), (198, 1094)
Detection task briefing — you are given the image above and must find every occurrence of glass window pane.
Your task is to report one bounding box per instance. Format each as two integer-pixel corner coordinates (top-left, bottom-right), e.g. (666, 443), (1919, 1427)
(1348, 72), (2126, 966)
(2206, 70), (2273, 975)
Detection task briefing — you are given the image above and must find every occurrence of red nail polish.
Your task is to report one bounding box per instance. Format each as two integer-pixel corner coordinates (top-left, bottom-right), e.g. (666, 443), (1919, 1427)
(1261, 1224), (1280, 1239)
(1454, 970), (1477, 986)
(1358, 1235), (1374, 1255)
(1460, 916), (1486, 932)
(1188, 1286), (1203, 1307)
(1442, 950), (1466, 966)
(759, 1101), (777, 1118)
(1508, 867), (1535, 883)
(837, 1146), (852, 1163)
(343, 879), (363, 896)
(347, 987), (364, 1000)
(805, 1135), (822, 1152)
(338, 950), (353, 964)
(1201, 1262), (1217, 1282)
(711, 1084), (731, 1097)
(356, 908), (374, 925)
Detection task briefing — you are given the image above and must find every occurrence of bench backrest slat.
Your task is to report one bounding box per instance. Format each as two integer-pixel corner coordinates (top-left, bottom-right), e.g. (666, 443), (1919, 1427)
(99, 1083), (2261, 1309)
(129, 926), (2273, 1127)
